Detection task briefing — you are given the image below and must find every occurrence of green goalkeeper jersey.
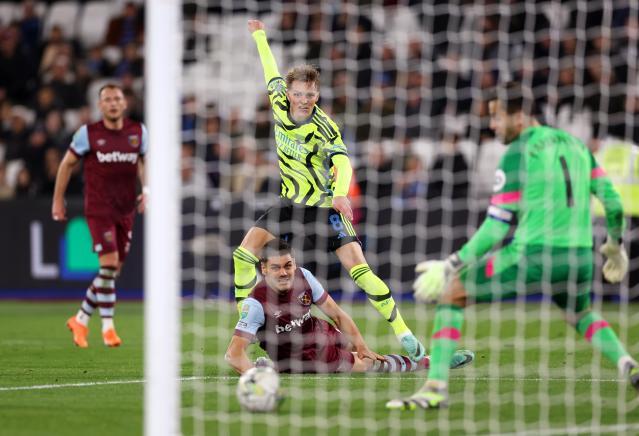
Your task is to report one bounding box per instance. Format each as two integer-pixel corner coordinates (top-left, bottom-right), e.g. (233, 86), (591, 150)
(458, 125), (624, 263)
(252, 30), (349, 208)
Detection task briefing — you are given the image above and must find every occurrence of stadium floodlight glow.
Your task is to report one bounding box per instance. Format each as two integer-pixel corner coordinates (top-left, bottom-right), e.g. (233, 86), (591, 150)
(144, 1), (182, 435)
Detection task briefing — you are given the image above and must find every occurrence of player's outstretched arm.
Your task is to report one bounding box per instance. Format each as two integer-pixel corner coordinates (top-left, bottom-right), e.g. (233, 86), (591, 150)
(52, 150), (80, 221)
(248, 19), (281, 85)
(225, 335), (254, 375)
(316, 294), (385, 362)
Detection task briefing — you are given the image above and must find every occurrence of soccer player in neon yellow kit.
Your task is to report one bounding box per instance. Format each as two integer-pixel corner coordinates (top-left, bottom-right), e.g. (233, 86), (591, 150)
(387, 82), (637, 410)
(232, 19), (426, 361)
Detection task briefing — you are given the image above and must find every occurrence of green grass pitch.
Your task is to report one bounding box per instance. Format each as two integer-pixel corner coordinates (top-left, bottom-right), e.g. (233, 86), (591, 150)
(1, 300), (638, 435)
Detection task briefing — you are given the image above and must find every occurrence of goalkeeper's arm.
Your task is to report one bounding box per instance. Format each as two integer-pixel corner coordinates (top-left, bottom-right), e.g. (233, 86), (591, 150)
(249, 20), (281, 85)
(455, 206), (513, 266)
(589, 155), (628, 282)
(589, 156), (625, 241)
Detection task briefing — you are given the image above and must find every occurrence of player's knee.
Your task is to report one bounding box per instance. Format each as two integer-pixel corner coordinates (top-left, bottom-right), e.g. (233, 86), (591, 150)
(241, 227), (275, 253)
(440, 277), (467, 307)
(566, 308), (591, 327)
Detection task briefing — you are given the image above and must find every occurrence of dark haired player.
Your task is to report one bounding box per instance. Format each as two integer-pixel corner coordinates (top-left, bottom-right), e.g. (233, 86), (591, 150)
(225, 240), (474, 374)
(52, 83), (148, 348)
(387, 82), (638, 410)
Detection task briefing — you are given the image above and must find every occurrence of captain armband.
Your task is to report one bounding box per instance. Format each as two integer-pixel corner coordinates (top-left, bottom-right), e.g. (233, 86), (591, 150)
(487, 205), (515, 225)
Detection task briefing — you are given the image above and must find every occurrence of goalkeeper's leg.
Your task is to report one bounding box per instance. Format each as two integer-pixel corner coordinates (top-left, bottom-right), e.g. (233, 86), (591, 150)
(558, 292), (639, 391)
(386, 277), (468, 410)
(233, 227), (275, 311)
(335, 242), (426, 361)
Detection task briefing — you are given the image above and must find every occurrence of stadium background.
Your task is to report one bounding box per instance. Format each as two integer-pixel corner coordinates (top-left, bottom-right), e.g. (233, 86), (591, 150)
(1, 1), (639, 435)
(0, 0), (637, 299)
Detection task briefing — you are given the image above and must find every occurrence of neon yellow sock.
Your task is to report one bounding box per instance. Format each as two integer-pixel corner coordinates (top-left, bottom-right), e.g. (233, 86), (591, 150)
(233, 247), (259, 302)
(349, 263), (410, 336)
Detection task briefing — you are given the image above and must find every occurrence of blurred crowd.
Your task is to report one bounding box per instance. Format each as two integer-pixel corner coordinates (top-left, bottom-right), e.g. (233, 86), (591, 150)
(0, 0), (144, 199)
(2, 0), (639, 205)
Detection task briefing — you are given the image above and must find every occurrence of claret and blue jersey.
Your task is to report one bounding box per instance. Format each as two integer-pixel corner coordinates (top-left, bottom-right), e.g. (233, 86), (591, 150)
(70, 119), (148, 217)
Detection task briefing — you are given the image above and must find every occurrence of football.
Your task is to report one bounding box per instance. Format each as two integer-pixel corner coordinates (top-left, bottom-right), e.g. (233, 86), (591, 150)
(236, 366), (281, 412)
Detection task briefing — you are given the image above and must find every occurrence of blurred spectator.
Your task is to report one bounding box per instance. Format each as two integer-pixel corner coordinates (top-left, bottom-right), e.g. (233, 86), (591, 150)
(14, 166), (36, 197)
(0, 22), (37, 103)
(18, 0), (42, 56)
(42, 55), (85, 108)
(39, 25), (73, 75)
(105, 2), (144, 47)
(397, 152), (426, 204)
(84, 45), (112, 77)
(0, 161), (13, 199)
(113, 42), (143, 78)
(123, 86), (144, 123)
(32, 85), (59, 120)
(22, 127), (50, 186)
(357, 141), (394, 202)
(426, 133), (470, 201)
(3, 107), (32, 161)
(44, 110), (70, 150)
(38, 147), (62, 195)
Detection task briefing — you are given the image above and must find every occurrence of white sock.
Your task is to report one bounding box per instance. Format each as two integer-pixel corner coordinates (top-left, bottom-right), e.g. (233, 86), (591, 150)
(424, 379), (448, 391)
(75, 310), (90, 327)
(102, 318), (114, 333)
(617, 355), (638, 376)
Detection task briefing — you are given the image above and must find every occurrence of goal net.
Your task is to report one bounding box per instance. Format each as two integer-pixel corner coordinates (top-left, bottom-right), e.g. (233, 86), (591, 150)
(158, 1), (639, 434)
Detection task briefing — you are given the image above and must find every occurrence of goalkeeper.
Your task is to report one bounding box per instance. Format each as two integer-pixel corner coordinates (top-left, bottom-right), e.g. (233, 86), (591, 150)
(225, 240), (474, 374)
(387, 81), (638, 410)
(232, 19), (426, 362)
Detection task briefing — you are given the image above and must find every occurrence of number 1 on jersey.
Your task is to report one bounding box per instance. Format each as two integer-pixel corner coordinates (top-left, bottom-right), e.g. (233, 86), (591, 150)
(559, 156), (574, 207)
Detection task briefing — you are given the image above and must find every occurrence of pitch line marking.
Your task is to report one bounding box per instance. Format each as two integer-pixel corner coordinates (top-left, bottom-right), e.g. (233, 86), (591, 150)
(0, 375), (626, 392)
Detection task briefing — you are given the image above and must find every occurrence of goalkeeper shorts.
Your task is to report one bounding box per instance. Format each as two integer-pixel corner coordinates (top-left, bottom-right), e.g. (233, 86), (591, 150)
(254, 199), (360, 252)
(460, 244), (593, 313)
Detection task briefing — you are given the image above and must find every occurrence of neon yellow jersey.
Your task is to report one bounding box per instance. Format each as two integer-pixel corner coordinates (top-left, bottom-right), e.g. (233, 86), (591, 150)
(253, 30), (348, 207)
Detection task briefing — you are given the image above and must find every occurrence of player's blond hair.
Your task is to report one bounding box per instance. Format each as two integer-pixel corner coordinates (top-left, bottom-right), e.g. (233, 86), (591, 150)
(285, 65), (320, 89)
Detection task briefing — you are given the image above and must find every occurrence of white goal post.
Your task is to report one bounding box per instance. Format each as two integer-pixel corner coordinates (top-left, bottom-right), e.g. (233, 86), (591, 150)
(144, 1), (182, 435)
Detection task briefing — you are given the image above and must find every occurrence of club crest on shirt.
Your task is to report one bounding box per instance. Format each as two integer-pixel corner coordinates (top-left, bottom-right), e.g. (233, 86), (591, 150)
(128, 134), (140, 148)
(493, 169), (506, 192)
(103, 231), (114, 243)
(298, 292), (312, 306)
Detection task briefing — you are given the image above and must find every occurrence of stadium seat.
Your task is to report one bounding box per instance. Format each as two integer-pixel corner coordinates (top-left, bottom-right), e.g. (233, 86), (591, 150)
(78, 1), (117, 49)
(43, 1), (80, 38)
(0, 3), (17, 24)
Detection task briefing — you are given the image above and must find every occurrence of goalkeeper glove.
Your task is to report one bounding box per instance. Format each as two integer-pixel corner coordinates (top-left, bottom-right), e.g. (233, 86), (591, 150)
(600, 237), (628, 283)
(413, 253), (463, 303)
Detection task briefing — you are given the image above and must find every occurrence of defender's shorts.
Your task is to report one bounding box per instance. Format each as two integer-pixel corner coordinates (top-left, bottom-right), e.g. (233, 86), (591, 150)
(460, 244), (593, 313)
(277, 319), (355, 373)
(86, 213), (134, 262)
(254, 200), (360, 252)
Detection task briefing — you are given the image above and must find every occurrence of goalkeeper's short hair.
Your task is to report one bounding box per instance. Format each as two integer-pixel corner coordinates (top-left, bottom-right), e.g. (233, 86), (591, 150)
(492, 81), (536, 115)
